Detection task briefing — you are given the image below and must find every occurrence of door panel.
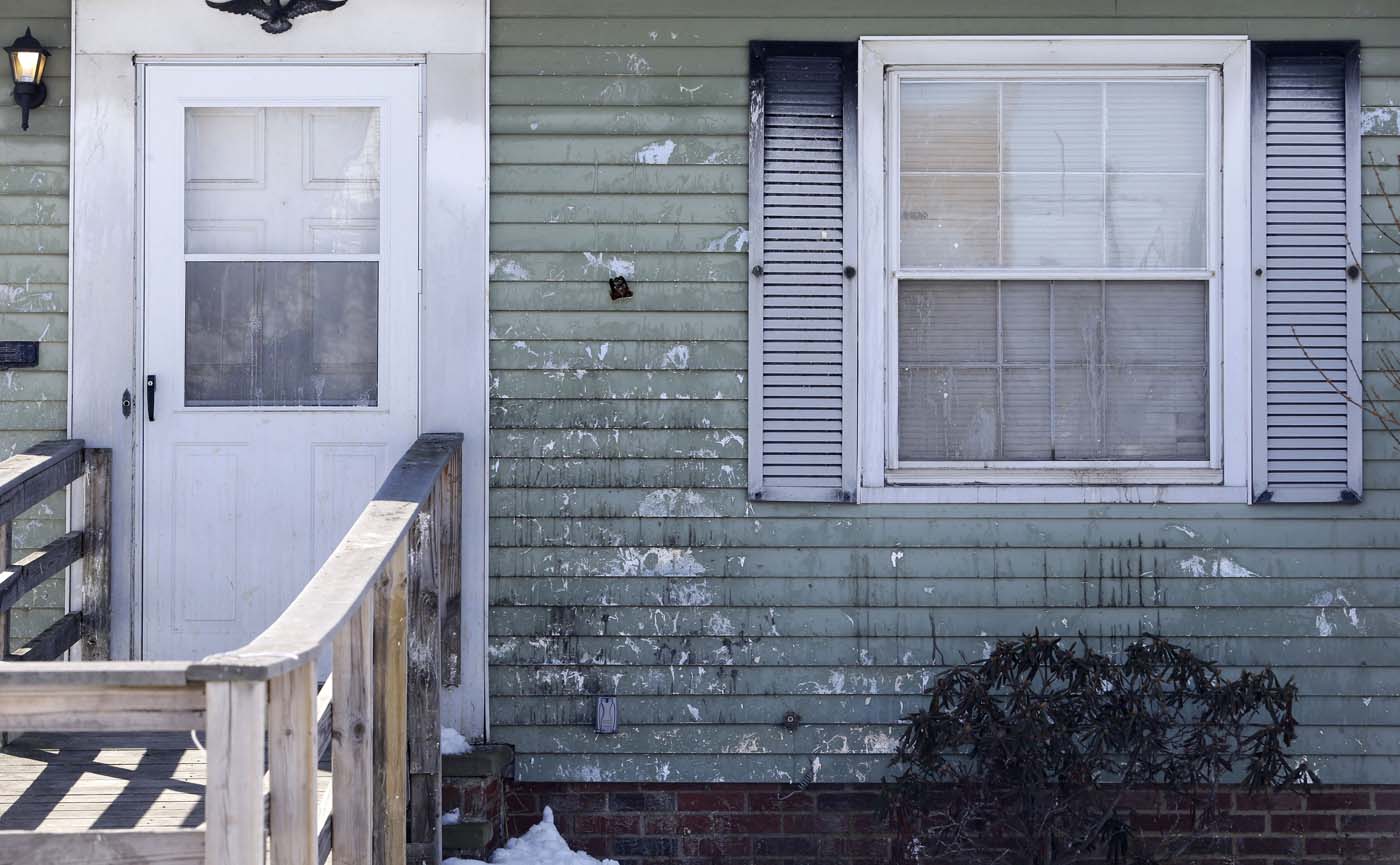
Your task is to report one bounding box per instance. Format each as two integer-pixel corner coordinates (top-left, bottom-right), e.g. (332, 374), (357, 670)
(141, 66), (420, 660)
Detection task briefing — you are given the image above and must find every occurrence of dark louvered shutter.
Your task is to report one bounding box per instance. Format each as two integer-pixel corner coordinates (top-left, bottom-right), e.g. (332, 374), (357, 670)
(1252, 43), (1363, 503)
(747, 42), (857, 502)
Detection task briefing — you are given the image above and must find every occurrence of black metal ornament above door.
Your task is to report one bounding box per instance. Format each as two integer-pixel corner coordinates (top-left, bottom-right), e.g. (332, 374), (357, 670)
(205, 0), (348, 34)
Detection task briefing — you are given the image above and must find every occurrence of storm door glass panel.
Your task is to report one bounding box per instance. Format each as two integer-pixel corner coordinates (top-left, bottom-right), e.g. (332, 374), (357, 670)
(183, 106), (381, 406)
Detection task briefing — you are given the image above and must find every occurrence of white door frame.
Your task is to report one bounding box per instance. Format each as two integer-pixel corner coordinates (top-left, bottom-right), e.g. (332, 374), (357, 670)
(68, 0), (491, 737)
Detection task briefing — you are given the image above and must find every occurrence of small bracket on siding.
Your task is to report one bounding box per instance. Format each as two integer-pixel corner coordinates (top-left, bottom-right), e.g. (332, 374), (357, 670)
(595, 696), (619, 734)
(608, 276), (633, 301)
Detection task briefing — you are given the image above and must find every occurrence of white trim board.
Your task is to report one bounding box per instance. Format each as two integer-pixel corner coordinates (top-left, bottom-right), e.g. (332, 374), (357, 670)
(856, 36), (1253, 504)
(68, 0), (491, 738)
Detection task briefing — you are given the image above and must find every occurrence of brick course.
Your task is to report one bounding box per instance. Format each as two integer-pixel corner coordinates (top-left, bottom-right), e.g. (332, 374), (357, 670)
(500, 782), (1400, 865)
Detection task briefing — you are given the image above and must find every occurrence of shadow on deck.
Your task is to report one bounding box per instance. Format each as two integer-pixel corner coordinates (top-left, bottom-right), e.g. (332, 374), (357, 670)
(0, 732), (340, 835)
(0, 435), (465, 865)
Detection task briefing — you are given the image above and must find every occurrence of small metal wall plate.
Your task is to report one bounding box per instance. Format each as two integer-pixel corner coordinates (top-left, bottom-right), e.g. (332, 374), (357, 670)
(0, 341), (39, 369)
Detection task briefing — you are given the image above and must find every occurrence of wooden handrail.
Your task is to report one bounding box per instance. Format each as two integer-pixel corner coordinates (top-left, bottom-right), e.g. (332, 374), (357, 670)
(0, 432), (463, 865)
(189, 433), (463, 683)
(0, 441), (111, 664)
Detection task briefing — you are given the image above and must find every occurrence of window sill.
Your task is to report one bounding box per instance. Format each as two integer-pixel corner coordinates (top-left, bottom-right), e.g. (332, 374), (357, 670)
(886, 466), (1222, 487)
(864, 473), (1247, 505)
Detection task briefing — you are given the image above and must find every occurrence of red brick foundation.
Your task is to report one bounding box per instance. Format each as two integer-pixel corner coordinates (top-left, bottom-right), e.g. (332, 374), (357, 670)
(502, 782), (1400, 865)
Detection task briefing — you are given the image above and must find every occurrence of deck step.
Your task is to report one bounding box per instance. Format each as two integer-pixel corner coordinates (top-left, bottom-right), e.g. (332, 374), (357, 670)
(443, 743), (514, 778)
(442, 818), (493, 851)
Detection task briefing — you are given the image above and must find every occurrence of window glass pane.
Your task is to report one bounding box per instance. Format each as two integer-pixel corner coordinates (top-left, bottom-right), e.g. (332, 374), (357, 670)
(901, 175), (1000, 267)
(899, 280), (998, 363)
(185, 261), (379, 407)
(1003, 174), (1104, 267)
(1003, 82), (1102, 172)
(896, 280), (1208, 462)
(1052, 282), (1103, 365)
(185, 107), (381, 254)
(1106, 282), (1207, 363)
(1002, 368), (1051, 459)
(1106, 81), (1206, 173)
(899, 368), (999, 461)
(897, 76), (1208, 271)
(1106, 367), (1208, 458)
(1001, 283), (1049, 363)
(1106, 174), (1207, 268)
(900, 82), (999, 172)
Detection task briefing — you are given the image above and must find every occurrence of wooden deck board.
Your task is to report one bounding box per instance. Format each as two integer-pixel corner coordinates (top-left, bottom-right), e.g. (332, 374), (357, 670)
(0, 732), (331, 834)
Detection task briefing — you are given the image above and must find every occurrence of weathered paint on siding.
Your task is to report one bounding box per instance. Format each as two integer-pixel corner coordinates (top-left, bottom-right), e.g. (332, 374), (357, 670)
(0, 0), (69, 643)
(489, 1), (1400, 783)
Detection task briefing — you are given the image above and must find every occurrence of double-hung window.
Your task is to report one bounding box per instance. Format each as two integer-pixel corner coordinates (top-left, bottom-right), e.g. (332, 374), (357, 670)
(748, 38), (1362, 504)
(887, 65), (1221, 482)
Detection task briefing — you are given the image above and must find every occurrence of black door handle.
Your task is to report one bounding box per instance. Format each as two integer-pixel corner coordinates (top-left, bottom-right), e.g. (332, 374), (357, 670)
(146, 374), (156, 422)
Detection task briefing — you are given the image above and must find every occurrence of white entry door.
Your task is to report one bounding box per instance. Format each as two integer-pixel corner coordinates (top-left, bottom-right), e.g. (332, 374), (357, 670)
(141, 65), (421, 659)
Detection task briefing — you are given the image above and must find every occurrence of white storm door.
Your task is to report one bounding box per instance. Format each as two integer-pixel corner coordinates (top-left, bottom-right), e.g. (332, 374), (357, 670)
(141, 65), (420, 660)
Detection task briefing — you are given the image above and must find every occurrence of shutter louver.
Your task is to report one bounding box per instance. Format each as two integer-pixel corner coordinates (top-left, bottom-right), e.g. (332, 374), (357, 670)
(748, 42), (857, 502)
(1252, 43), (1363, 503)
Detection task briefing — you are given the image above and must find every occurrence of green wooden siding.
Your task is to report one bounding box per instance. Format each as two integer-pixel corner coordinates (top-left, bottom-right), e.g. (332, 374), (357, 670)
(0, 0), (69, 644)
(489, 0), (1400, 785)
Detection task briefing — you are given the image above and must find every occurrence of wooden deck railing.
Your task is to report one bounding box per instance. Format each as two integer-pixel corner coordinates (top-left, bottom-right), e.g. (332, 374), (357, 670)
(0, 433), (464, 865)
(0, 440), (111, 664)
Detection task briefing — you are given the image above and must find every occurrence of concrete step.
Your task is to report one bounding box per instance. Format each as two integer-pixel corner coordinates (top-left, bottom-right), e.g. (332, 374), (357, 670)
(443, 743), (514, 779)
(442, 817), (493, 852)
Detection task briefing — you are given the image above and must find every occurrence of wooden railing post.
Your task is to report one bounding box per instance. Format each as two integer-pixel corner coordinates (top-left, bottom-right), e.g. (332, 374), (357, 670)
(269, 663), (318, 865)
(333, 599), (375, 864)
(407, 505), (443, 865)
(0, 520), (11, 661)
(79, 449), (111, 661)
(206, 680), (267, 865)
(374, 544), (409, 865)
(439, 445), (462, 687)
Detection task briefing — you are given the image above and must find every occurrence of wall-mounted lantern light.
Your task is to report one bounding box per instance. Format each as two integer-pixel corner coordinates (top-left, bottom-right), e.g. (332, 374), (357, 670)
(5, 28), (49, 132)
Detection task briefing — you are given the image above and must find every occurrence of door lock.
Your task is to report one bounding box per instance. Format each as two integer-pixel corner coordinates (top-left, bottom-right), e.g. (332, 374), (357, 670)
(145, 375), (157, 422)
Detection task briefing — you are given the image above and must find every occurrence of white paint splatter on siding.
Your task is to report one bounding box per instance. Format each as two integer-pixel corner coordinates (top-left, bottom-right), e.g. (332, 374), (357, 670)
(664, 580), (714, 606)
(686, 704), (701, 721)
(635, 139), (677, 165)
(1178, 554), (1264, 579)
(660, 345), (690, 369)
(637, 488), (720, 517)
(488, 257), (529, 280)
(1361, 106), (1398, 135)
(1310, 589), (1364, 637)
(704, 227), (749, 252)
(599, 547), (706, 578)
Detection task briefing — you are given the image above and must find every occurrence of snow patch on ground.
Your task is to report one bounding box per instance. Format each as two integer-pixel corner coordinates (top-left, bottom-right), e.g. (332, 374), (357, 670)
(442, 727), (473, 756)
(445, 807), (620, 865)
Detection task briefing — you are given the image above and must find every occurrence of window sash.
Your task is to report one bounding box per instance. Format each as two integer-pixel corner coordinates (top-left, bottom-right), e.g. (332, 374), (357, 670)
(883, 65), (1225, 475)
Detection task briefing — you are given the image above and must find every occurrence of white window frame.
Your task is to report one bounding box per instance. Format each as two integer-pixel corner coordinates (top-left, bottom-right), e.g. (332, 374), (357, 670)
(856, 37), (1253, 504)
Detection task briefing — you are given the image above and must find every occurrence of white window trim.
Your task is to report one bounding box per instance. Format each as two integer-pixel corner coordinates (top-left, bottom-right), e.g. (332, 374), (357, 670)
(856, 36), (1253, 504)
